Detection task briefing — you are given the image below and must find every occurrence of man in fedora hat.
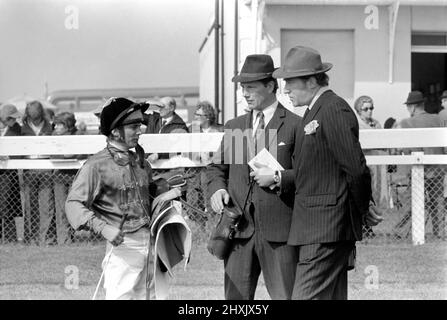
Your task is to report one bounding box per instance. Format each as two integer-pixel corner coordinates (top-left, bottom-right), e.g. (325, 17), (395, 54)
(207, 54), (301, 299)
(273, 46), (381, 300)
(392, 91), (445, 240)
(66, 97), (159, 299)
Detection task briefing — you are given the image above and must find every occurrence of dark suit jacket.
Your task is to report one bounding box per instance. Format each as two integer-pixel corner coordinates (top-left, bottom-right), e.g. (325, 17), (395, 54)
(145, 112), (188, 134)
(207, 104), (301, 242)
(21, 120), (53, 136)
(282, 90), (371, 246)
(4, 122), (21, 136)
(145, 112), (188, 159)
(1, 122), (22, 160)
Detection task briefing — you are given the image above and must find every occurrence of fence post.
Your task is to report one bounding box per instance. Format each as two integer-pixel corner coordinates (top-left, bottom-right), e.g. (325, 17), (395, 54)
(411, 151), (425, 245)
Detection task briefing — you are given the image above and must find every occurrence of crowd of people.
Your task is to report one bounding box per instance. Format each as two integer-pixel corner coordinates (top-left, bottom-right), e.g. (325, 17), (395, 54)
(352, 90), (447, 240)
(0, 97), (222, 245)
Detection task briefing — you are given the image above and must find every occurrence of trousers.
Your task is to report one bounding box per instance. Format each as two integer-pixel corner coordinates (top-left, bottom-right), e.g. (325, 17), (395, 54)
(103, 227), (155, 300)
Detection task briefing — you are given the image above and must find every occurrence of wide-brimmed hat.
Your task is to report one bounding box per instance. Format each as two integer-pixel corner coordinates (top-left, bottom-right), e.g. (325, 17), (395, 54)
(232, 54), (276, 83)
(0, 104), (22, 120)
(440, 90), (447, 100)
(403, 91), (425, 105)
(273, 46), (333, 79)
(100, 97), (149, 136)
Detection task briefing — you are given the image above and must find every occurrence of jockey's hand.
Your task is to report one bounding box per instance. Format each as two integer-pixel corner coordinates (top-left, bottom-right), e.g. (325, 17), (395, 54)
(152, 187), (182, 210)
(158, 187), (182, 203)
(210, 189), (229, 213)
(101, 224), (124, 246)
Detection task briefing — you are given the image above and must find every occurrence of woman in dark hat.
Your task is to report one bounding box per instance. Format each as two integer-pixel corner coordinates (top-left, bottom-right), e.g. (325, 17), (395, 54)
(65, 98), (158, 299)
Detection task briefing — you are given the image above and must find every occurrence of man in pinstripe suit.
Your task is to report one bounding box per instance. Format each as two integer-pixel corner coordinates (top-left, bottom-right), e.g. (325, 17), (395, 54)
(273, 46), (380, 299)
(207, 54), (301, 299)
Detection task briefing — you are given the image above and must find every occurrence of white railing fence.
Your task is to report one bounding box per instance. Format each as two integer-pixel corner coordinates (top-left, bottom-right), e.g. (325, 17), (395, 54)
(1, 128), (447, 245)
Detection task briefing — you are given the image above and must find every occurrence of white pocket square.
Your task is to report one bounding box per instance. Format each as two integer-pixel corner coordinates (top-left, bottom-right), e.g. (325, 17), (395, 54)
(278, 142), (286, 146)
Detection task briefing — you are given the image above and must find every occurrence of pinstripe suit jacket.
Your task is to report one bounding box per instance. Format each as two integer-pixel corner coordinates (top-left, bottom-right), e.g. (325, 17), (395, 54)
(282, 90), (371, 245)
(207, 104), (301, 242)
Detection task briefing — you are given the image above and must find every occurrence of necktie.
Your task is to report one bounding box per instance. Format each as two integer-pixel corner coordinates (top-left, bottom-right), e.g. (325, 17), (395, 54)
(160, 119), (167, 133)
(255, 111), (265, 154)
(303, 107), (310, 119)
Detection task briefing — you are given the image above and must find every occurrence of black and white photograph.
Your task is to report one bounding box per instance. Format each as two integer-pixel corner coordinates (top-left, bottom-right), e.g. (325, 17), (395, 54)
(0, 0), (446, 304)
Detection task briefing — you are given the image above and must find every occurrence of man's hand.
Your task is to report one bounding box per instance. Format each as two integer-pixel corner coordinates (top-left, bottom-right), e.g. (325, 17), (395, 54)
(101, 224), (124, 246)
(210, 189), (230, 213)
(249, 161), (275, 187)
(154, 187), (182, 206)
(363, 202), (384, 227)
(147, 153), (159, 162)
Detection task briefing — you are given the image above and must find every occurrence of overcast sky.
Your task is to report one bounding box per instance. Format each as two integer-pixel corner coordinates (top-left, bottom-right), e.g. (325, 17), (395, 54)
(0, 0), (214, 102)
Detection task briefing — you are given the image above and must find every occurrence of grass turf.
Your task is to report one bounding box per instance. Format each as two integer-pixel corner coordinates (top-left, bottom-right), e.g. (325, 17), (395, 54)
(0, 242), (445, 300)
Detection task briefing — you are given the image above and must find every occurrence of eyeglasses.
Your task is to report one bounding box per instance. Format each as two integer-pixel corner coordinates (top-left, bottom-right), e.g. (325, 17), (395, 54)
(361, 106), (374, 111)
(194, 113), (207, 117)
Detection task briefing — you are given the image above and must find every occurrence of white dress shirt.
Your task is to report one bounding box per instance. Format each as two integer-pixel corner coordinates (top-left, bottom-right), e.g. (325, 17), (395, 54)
(252, 101), (278, 136)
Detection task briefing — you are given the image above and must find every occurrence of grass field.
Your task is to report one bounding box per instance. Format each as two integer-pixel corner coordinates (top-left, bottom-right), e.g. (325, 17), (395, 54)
(0, 242), (446, 300)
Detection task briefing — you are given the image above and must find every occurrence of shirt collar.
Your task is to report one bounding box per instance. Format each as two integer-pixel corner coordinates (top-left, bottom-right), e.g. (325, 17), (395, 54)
(29, 120), (44, 135)
(162, 115), (174, 125)
(308, 86), (330, 110)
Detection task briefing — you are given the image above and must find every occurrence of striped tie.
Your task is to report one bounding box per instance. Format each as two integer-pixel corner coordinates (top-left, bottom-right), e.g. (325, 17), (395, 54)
(303, 107), (310, 119)
(255, 111), (265, 154)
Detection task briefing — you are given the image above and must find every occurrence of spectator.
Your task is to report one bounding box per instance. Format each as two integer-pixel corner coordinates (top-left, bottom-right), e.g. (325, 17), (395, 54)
(44, 108), (55, 130)
(146, 96), (188, 162)
(190, 100), (223, 134)
(353, 96), (385, 238)
(354, 95), (381, 129)
(393, 91), (445, 240)
(0, 104), (23, 243)
(92, 103), (104, 134)
(77, 121), (88, 135)
(189, 100), (223, 159)
(21, 100), (55, 245)
(187, 101), (223, 230)
(437, 90), (447, 126)
(52, 112), (78, 244)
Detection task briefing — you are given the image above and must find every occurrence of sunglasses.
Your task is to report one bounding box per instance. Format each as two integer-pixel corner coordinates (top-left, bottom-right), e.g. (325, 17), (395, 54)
(361, 106), (374, 111)
(194, 113), (207, 117)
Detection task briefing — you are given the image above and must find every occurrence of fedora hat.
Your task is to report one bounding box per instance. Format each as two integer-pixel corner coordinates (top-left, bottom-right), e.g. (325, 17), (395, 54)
(232, 54), (276, 83)
(440, 90), (447, 100)
(273, 46), (332, 79)
(403, 91), (425, 105)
